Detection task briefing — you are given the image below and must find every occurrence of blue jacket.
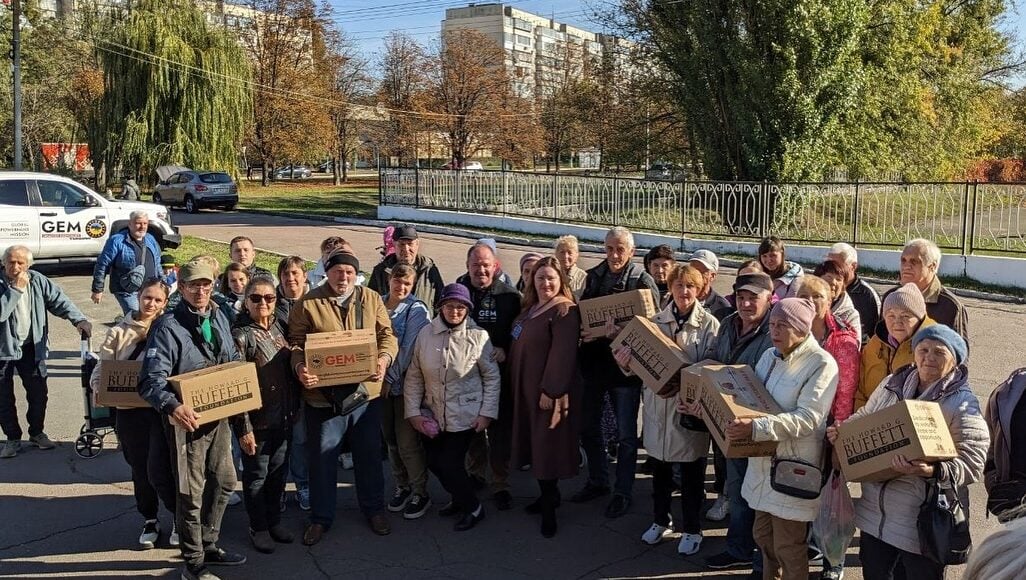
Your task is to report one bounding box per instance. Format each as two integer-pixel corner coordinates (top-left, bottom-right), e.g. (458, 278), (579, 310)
(138, 299), (240, 415)
(383, 294), (431, 396)
(0, 271), (86, 361)
(91, 229), (161, 294)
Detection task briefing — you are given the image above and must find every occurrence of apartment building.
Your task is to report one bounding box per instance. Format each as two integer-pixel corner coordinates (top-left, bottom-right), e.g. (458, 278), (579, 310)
(441, 2), (621, 100)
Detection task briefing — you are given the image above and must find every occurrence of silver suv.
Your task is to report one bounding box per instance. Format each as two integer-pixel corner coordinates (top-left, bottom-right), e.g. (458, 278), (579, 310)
(153, 166), (239, 213)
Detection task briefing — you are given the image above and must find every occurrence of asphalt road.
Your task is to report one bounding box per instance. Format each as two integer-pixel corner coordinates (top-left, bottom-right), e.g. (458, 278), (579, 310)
(1, 208), (1024, 579)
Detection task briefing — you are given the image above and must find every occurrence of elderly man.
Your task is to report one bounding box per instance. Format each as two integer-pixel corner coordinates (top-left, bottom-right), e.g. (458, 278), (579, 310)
(91, 210), (162, 314)
(456, 242), (522, 510)
(0, 246), (92, 458)
(892, 238), (968, 342)
(690, 249), (733, 321)
(826, 242), (880, 342)
(138, 261), (246, 580)
(698, 271), (775, 575)
(573, 226), (661, 518)
(368, 225), (445, 314)
(229, 236), (274, 281)
(289, 251), (397, 546)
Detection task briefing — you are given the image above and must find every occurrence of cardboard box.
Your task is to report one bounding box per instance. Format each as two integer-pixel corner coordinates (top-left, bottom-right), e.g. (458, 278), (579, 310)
(677, 359), (720, 431)
(304, 329), (377, 387)
(836, 400), (958, 482)
(169, 361), (262, 426)
(578, 289), (657, 341)
(95, 359), (149, 408)
(698, 364), (783, 458)
(610, 316), (688, 397)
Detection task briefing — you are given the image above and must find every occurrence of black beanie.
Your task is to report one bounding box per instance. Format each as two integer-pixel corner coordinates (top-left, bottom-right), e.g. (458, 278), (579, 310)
(324, 250), (360, 273)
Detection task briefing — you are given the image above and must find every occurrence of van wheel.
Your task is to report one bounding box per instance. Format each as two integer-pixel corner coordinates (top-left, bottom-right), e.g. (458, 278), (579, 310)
(223, 204), (236, 211)
(152, 192), (163, 205)
(185, 196), (198, 214)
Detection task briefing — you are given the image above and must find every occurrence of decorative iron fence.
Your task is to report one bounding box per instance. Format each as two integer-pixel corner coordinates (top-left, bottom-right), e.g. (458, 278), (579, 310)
(379, 168), (1026, 255)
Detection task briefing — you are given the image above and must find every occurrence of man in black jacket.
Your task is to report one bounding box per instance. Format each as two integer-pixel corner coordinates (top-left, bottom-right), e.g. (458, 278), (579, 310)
(827, 243), (880, 344)
(139, 261), (246, 580)
(572, 227), (660, 519)
(368, 225), (445, 315)
(456, 242), (522, 510)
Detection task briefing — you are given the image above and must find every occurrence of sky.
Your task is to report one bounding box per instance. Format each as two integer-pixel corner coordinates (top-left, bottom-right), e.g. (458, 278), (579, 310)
(329, 0), (1026, 84)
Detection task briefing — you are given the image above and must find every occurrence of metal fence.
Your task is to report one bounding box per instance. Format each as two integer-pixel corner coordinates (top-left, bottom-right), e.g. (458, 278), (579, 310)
(379, 168), (1026, 255)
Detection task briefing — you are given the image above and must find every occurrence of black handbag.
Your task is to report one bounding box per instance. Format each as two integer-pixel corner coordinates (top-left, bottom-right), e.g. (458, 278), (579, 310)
(917, 477), (972, 565)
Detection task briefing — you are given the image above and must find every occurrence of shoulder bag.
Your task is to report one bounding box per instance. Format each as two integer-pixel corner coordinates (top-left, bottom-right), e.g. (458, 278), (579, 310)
(918, 476), (972, 565)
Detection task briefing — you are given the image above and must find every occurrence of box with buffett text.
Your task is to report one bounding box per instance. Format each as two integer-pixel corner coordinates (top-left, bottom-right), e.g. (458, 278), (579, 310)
(95, 359), (149, 408)
(698, 364), (782, 458)
(610, 316), (688, 397)
(578, 289), (657, 341)
(169, 361), (261, 426)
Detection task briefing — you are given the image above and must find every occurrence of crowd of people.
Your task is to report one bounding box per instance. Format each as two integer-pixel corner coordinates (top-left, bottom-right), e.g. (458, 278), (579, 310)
(1, 213), (1025, 580)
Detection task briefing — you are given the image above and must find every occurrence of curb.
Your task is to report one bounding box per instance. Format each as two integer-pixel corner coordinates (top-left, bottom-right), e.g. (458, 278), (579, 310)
(236, 208), (1025, 304)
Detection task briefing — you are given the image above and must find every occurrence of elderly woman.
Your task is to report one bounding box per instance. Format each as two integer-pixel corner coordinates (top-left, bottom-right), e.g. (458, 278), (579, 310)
(828, 325), (989, 580)
(405, 283), (501, 531)
(90, 279), (176, 549)
(730, 298), (838, 580)
(614, 264), (719, 555)
(797, 276), (860, 424)
(231, 277), (299, 553)
(508, 257), (582, 538)
(758, 237), (804, 300)
(856, 283), (936, 411)
(553, 235), (587, 300)
(813, 260), (862, 344)
(382, 264), (432, 519)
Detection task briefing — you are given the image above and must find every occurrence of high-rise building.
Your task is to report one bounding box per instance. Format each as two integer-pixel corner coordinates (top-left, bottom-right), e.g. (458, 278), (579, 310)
(441, 3), (622, 100)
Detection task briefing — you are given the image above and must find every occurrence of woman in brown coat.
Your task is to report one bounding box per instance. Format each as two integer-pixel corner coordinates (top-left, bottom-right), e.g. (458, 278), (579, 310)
(508, 256), (582, 538)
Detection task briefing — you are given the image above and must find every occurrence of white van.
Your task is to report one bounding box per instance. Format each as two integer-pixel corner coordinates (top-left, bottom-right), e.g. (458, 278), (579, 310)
(0, 172), (180, 263)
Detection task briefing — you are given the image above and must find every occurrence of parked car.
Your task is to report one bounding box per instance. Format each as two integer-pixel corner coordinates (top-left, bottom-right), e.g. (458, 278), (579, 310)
(153, 167), (238, 214)
(0, 171), (179, 263)
(441, 160), (483, 171)
(645, 162), (687, 182)
(273, 165), (312, 179)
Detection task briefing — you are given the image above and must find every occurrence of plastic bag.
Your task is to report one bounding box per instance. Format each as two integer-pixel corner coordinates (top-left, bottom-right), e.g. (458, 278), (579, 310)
(812, 470), (856, 566)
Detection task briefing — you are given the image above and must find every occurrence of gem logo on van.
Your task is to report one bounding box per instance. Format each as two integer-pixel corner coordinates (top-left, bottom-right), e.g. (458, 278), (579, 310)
(85, 218), (107, 239)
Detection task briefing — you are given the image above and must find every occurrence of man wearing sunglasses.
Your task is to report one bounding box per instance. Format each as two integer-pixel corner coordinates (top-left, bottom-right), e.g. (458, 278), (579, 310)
(287, 250), (397, 546)
(139, 261), (246, 580)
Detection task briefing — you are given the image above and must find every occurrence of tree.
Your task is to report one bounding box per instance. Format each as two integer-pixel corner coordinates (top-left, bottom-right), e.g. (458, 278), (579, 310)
(312, 26), (372, 183)
(98, 0), (251, 180)
(239, 0), (332, 185)
(424, 29), (518, 166)
(377, 32), (427, 166)
(538, 40), (595, 171)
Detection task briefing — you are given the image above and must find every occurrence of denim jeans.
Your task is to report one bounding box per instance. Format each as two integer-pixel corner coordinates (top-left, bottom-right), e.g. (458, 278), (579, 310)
(289, 405), (309, 490)
(305, 399), (385, 527)
(113, 292), (139, 315)
(581, 384), (641, 498)
(726, 457), (761, 571)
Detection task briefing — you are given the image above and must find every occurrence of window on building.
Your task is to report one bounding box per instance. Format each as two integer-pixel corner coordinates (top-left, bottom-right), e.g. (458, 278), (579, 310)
(515, 34), (531, 46)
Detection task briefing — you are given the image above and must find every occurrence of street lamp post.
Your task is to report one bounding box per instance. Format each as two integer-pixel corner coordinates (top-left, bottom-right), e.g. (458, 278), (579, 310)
(11, 0), (23, 170)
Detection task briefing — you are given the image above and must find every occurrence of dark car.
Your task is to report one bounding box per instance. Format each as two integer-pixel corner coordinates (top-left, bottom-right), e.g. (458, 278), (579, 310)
(153, 167), (239, 213)
(273, 165), (312, 179)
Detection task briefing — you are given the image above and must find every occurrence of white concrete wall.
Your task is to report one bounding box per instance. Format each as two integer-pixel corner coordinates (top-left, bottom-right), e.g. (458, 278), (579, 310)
(377, 206), (1026, 289)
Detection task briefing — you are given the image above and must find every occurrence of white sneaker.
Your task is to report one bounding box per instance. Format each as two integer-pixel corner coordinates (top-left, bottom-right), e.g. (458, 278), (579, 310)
(139, 519), (159, 549)
(227, 491), (242, 506)
(705, 495), (729, 521)
(678, 532), (703, 556)
(169, 524), (179, 547)
(641, 522), (671, 545)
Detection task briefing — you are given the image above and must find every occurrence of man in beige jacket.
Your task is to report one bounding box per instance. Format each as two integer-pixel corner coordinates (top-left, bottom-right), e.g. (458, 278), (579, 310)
(288, 250), (397, 546)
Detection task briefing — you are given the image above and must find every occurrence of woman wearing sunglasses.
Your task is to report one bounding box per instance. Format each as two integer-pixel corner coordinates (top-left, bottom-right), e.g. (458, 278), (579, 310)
(231, 277), (300, 553)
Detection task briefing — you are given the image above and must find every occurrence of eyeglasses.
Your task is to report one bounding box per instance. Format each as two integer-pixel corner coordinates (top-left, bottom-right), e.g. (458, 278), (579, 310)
(184, 281), (213, 292)
(248, 294), (277, 304)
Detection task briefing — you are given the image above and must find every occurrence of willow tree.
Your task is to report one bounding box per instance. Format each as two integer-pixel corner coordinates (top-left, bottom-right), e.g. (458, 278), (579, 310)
(97, 0), (251, 179)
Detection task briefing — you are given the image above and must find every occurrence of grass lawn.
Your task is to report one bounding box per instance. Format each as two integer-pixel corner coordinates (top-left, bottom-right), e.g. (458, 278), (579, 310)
(238, 178), (379, 219)
(168, 235), (314, 274)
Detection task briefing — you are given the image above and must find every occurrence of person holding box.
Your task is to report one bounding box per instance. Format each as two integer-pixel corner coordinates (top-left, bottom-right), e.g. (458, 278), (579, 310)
(288, 250), (397, 546)
(730, 298), (838, 580)
(90, 278), (175, 550)
(574, 226), (661, 519)
(827, 325), (988, 580)
(231, 276), (300, 553)
(138, 261), (247, 580)
(613, 264), (719, 555)
(404, 283), (501, 532)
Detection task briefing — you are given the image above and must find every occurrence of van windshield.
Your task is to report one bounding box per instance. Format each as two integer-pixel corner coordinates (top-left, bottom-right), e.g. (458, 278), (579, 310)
(199, 173), (232, 184)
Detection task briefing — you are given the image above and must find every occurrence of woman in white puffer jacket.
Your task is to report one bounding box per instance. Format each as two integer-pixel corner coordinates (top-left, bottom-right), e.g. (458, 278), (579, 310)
(729, 298), (838, 580)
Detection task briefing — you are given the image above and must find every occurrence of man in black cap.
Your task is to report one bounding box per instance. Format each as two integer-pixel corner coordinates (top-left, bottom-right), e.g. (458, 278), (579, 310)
(456, 241), (522, 510)
(368, 225), (445, 315)
(139, 260), (247, 580)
